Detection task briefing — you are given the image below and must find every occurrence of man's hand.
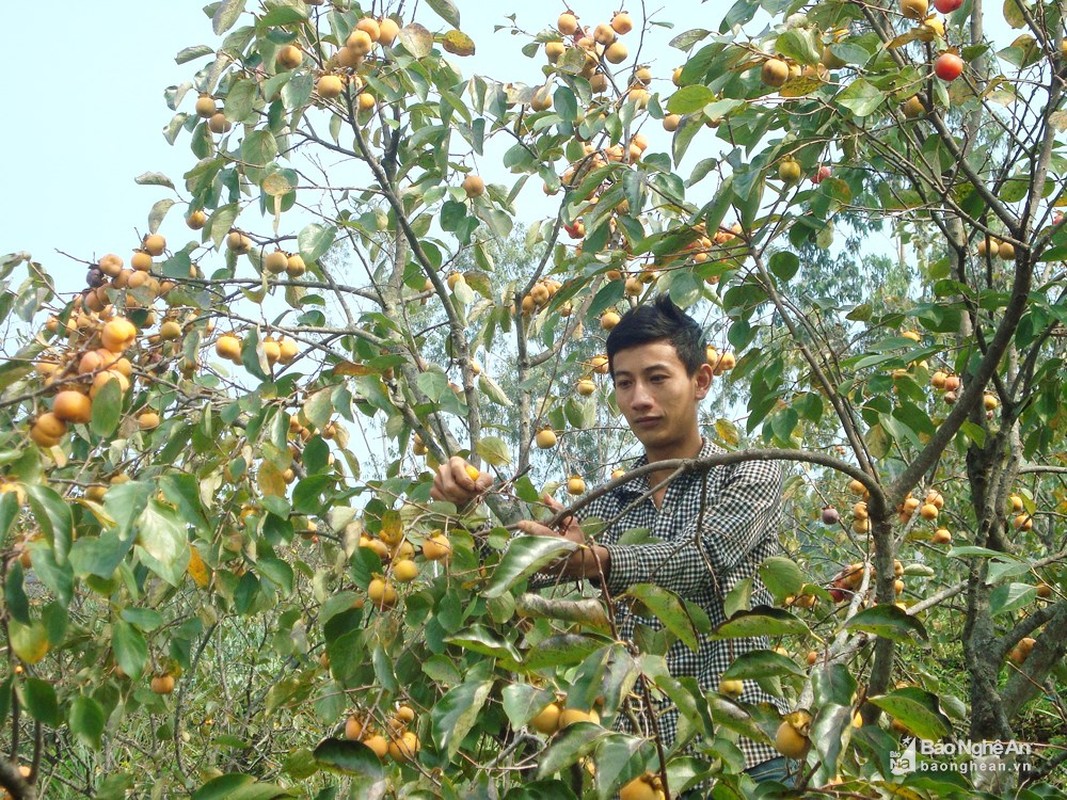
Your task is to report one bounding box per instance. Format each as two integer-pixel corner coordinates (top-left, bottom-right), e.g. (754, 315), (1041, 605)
(430, 456), (493, 505)
(517, 494), (610, 580)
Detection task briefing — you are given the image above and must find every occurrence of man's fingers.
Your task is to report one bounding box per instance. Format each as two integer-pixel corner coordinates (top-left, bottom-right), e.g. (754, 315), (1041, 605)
(518, 520), (556, 538)
(540, 493), (577, 533)
(449, 456), (477, 489)
(542, 493), (564, 511)
(430, 457), (490, 504)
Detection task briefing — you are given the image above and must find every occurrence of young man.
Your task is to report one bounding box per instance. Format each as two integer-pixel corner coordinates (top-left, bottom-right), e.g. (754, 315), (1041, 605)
(431, 295), (793, 789)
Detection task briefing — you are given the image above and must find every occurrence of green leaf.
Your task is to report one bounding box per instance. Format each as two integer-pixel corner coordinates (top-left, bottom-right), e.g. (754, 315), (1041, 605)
(259, 5), (307, 26)
(135, 171), (175, 189)
(192, 775), (254, 800)
(292, 475), (331, 515)
(445, 624), (522, 666)
(554, 85), (577, 122)
(989, 582), (1037, 616)
(281, 748), (318, 780)
(0, 676), (10, 729)
(120, 607), (164, 631)
(313, 738), (385, 779)
(502, 683), (555, 730)
(113, 618), (148, 679)
(26, 484), (74, 565)
(135, 499), (190, 586)
(535, 722), (606, 778)
(90, 374), (123, 438)
(159, 473), (210, 532)
(713, 608), (809, 639)
(946, 545), (1005, 559)
(372, 644), (397, 694)
(670, 29), (711, 50)
(23, 541), (73, 605)
(0, 490), (18, 542)
(224, 78), (257, 121)
(191, 774), (296, 800)
(626, 583), (699, 651)
(478, 374), (512, 406)
(4, 561), (29, 624)
(775, 28), (821, 63)
(241, 130), (277, 167)
(758, 556), (805, 604)
(809, 702), (852, 783)
(302, 387), (334, 431)
(258, 556), (294, 594)
(503, 781), (579, 800)
(722, 649), (805, 680)
(812, 662), (857, 708)
(175, 45), (214, 65)
(476, 436), (511, 466)
(835, 78), (884, 117)
(483, 536), (577, 598)
(148, 198), (175, 233)
(70, 695), (106, 749)
(104, 480), (154, 538)
(297, 222), (335, 263)
(769, 251), (799, 282)
(440, 200), (467, 231)
(594, 733), (654, 799)
(212, 0), (246, 35)
(722, 576), (752, 619)
(208, 203), (239, 250)
(844, 604), (927, 643)
(524, 634), (608, 670)
(431, 678), (493, 758)
(868, 686), (952, 741)
(998, 175), (1029, 203)
(426, 0), (460, 27)
(21, 677), (61, 725)
(667, 85), (715, 114)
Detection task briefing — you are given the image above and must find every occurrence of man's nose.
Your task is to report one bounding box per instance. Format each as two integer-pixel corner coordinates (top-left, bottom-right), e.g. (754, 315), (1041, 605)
(630, 381), (653, 408)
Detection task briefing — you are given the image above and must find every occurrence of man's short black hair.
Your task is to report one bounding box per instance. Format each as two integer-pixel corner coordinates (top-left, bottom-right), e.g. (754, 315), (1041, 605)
(606, 294), (707, 376)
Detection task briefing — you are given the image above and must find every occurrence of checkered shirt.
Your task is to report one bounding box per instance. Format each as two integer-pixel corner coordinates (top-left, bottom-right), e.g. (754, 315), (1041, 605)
(578, 438), (787, 770)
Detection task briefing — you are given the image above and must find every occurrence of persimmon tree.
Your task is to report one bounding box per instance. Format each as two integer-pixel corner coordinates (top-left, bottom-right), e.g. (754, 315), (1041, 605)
(1, 0), (1066, 797)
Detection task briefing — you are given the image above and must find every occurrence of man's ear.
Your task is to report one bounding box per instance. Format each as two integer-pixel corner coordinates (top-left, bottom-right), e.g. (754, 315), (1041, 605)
(694, 362), (713, 399)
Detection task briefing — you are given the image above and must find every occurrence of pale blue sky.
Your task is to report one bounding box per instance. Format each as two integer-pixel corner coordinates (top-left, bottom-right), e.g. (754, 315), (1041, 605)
(2, 1), (701, 287)
(2, 4), (207, 284)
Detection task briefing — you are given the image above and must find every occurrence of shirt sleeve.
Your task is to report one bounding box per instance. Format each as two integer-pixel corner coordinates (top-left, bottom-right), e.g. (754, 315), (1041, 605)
(602, 459), (783, 600)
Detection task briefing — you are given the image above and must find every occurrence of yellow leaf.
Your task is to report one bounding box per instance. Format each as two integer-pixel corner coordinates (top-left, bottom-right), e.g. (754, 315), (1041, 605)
(887, 31), (918, 49)
(779, 76), (822, 98)
(398, 23), (434, 59)
(258, 462), (287, 498)
(380, 510), (403, 545)
(440, 29), (476, 56)
(1004, 0), (1027, 28)
(714, 418), (740, 447)
(331, 361), (371, 376)
(188, 545), (211, 588)
(10, 621), (50, 664)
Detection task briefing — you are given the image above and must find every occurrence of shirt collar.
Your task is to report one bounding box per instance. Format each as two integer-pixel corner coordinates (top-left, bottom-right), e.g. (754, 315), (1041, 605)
(615, 438), (723, 497)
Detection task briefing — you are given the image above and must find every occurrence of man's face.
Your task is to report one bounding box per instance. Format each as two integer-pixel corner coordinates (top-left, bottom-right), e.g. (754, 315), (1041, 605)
(611, 340), (712, 459)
